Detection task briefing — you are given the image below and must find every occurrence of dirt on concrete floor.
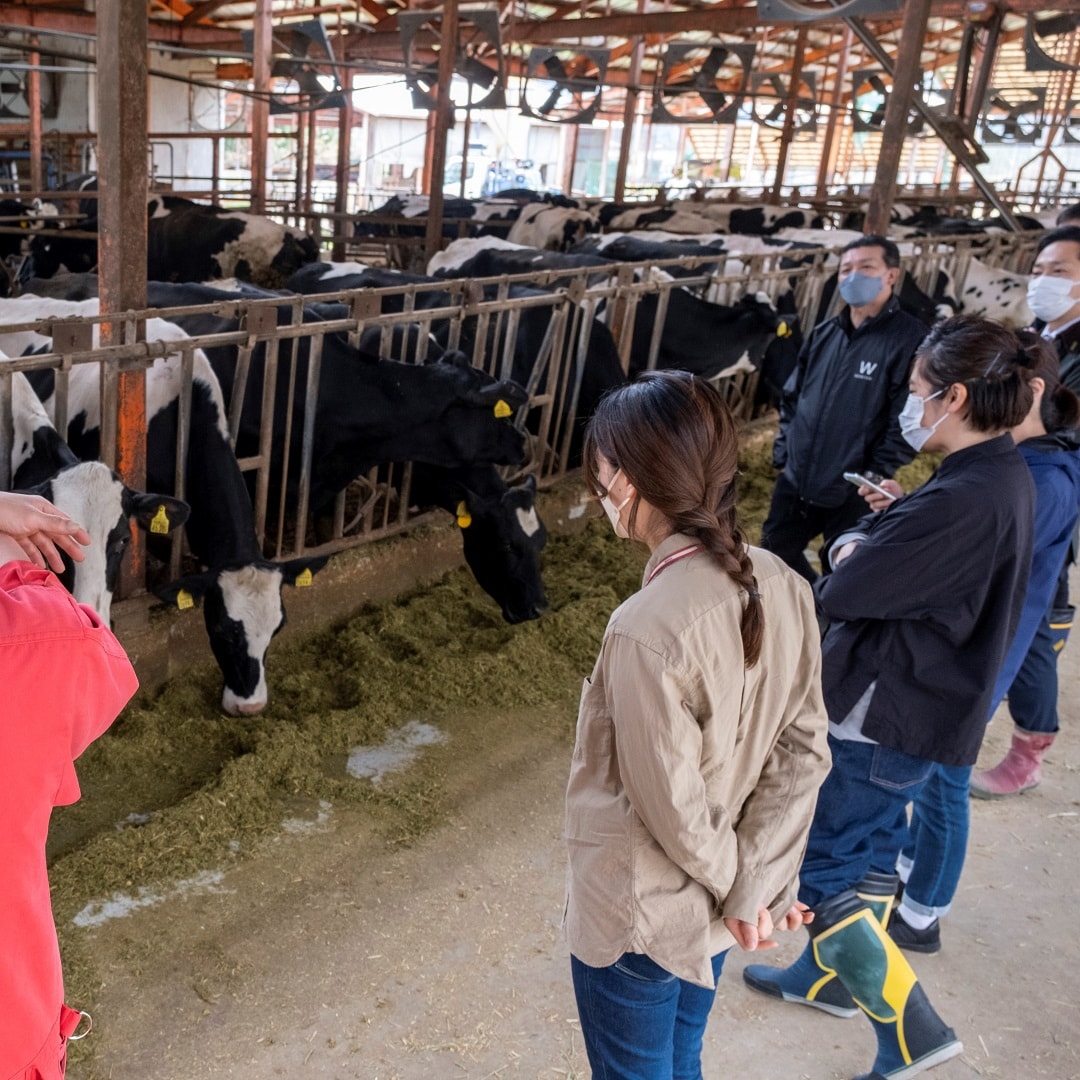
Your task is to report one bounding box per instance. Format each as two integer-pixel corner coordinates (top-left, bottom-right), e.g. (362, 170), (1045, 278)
(69, 570), (1080, 1080)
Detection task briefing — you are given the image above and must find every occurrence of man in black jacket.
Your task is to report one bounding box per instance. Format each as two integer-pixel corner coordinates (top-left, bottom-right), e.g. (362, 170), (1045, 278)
(763, 235), (928, 581)
(1027, 225), (1080, 396)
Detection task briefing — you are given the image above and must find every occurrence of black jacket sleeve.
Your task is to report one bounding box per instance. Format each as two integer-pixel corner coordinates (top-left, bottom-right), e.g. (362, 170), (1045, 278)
(772, 334), (814, 470)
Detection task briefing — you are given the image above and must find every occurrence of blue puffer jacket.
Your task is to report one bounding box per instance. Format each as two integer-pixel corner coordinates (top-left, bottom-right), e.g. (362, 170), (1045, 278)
(989, 431), (1080, 708)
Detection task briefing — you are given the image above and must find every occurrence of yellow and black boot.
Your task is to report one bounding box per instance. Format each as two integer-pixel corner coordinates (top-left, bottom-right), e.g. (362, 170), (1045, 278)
(743, 872), (899, 1018)
(858, 870), (900, 929)
(811, 890), (962, 1080)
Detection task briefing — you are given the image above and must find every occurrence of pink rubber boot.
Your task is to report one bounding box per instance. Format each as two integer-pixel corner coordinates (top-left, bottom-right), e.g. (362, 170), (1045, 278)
(970, 727), (1055, 799)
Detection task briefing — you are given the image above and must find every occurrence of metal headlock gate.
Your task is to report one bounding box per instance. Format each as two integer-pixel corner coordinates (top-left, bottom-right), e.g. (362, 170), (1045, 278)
(0, 229), (1038, 602)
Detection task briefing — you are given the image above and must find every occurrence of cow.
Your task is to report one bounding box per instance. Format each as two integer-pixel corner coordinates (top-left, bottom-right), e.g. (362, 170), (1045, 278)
(21, 192), (320, 289)
(285, 261), (627, 468)
(353, 194), (540, 242)
(410, 464), (548, 623)
(0, 198), (60, 297)
(421, 242), (797, 395)
(136, 280), (547, 624)
(956, 259), (1033, 327)
(3, 359), (190, 623)
(0, 294), (328, 716)
(506, 203), (600, 250)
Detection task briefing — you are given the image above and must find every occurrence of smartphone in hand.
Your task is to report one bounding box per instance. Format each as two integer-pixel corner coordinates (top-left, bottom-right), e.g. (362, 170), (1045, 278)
(843, 471), (898, 501)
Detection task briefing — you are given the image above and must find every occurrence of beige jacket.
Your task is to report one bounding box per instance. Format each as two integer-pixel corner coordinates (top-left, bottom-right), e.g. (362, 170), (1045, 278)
(564, 534), (830, 988)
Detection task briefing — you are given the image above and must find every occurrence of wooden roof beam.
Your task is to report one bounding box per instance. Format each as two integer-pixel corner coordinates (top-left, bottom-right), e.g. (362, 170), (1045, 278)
(180, 0), (237, 26)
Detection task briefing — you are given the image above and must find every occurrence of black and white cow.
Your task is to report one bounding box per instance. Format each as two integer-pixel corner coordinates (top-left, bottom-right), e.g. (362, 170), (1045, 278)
(0, 295), (327, 715)
(22, 191), (320, 289)
(956, 259), (1033, 327)
(506, 203), (600, 251)
(285, 261), (628, 468)
(4, 360), (190, 623)
(410, 464), (547, 623)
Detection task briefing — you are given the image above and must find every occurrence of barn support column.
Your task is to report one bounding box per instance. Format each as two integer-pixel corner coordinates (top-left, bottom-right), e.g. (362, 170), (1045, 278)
(769, 25), (809, 205)
(250, 0), (272, 212)
(948, 12), (1002, 204)
(332, 84), (353, 260)
(613, 33), (645, 203)
(305, 111), (319, 218)
(562, 124), (579, 195)
(815, 26), (852, 200)
(849, 12), (1017, 229)
(862, 0), (932, 234)
(28, 41), (43, 194)
(96, 0), (148, 596)
(424, 0), (459, 263)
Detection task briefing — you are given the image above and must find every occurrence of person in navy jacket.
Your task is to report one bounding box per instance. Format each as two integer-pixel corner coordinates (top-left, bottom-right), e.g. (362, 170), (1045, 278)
(744, 317), (1036, 1080)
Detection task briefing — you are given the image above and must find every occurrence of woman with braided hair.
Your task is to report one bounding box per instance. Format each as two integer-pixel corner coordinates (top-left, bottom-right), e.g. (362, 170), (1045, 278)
(564, 370), (831, 1079)
(744, 316), (1037, 1080)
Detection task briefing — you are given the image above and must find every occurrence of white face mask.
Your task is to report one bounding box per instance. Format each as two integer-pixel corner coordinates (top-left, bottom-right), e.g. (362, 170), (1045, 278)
(599, 469), (632, 539)
(898, 389), (948, 452)
(1027, 274), (1080, 324)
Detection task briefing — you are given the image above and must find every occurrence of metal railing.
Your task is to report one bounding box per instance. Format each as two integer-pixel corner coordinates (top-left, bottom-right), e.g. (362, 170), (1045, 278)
(0, 229), (1037, 598)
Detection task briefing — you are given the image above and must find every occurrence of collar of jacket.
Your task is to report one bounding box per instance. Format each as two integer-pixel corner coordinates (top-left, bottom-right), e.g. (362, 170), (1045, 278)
(840, 294), (901, 335)
(641, 531), (703, 589)
(936, 432), (1017, 477)
(1033, 318), (1080, 357)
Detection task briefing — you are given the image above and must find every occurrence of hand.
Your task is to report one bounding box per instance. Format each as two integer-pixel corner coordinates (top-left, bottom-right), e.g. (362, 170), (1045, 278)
(860, 478), (903, 512)
(778, 901), (814, 932)
(0, 492), (91, 572)
(724, 906), (777, 952)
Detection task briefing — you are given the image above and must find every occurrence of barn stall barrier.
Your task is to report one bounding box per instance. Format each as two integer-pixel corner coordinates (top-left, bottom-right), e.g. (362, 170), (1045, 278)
(0, 225), (1039, 589)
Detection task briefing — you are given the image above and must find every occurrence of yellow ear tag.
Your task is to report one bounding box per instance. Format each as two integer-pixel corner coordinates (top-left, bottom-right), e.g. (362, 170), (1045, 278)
(150, 505), (170, 534)
(493, 399), (513, 419)
(295, 568), (313, 587)
(456, 500), (472, 529)
(777, 321), (791, 338)
(176, 589), (194, 610)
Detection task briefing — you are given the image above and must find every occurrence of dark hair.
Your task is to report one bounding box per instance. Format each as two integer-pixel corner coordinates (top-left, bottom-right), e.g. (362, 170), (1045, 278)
(840, 233), (901, 270)
(583, 370), (764, 667)
(915, 316), (1034, 432)
(1036, 225), (1080, 255)
(1015, 329), (1080, 432)
(1055, 203), (1080, 227)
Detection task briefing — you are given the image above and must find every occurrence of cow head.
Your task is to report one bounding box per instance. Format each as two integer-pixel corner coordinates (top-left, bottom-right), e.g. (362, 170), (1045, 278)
(23, 225), (97, 282)
(456, 473), (548, 623)
(20, 463), (190, 623)
(155, 555), (329, 716)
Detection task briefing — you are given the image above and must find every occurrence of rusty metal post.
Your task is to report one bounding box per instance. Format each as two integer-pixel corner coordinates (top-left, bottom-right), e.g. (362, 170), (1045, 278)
(769, 25), (809, 205)
(305, 110), (319, 217)
(815, 26), (852, 199)
(863, 0), (933, 235)
(614, 34), (645, 202)
(28, 41), (43, 194)
(424, 0), (459, 263)
(250, 0), (272, 212)
(96, 0), (148, 595)
(332, 84), (353, 260)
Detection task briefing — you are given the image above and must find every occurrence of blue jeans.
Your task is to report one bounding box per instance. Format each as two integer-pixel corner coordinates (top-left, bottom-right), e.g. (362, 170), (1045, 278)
(799, 735), (934, 909)
(571, 950), (727, 1080)
(898, 763), (972, 918)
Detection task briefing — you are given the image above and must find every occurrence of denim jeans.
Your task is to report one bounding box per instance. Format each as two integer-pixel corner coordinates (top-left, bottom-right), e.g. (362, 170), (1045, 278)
(571, 950), (727, 1080)
(798, 735), (934, 909)
(897, 762), (973, 918)
(1007, 604), (1074, 735)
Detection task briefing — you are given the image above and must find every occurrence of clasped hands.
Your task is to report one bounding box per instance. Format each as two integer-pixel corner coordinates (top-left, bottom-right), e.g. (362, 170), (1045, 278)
(724, 902), (813, 952)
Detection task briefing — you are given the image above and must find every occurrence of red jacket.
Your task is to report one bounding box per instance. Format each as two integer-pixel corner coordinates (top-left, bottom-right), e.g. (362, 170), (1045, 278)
(0, 563), (138, 1080)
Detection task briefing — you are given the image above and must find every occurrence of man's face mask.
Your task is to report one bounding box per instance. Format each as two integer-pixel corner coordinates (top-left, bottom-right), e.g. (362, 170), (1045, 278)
(599, 469), (632, 539)
(898, 389), (948, 452)
(839, 271), (886, 308)
(1027, 274), (1079, 324)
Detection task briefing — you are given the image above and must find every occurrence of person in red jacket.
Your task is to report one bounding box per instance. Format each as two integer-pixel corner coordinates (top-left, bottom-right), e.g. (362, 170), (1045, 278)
(0, 491), (139, 1080)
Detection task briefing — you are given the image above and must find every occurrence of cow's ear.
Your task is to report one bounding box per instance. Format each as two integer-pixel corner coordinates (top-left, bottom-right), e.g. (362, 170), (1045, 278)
(123, 491), (192, 535)
(279, 555), (330, 588)
(154, 572), (214, 611)
(466, 378), (528, 411)
(434, 350), (471, 370)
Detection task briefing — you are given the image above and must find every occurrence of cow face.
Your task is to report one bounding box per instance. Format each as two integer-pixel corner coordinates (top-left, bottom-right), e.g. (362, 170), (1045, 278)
(156, 555), (328, 716)
(458, 474), (548, 623)
(23, 464), (189, 623)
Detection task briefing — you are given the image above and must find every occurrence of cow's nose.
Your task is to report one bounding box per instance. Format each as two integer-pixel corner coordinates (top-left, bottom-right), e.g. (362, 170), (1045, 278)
(234, 701), (267, 716)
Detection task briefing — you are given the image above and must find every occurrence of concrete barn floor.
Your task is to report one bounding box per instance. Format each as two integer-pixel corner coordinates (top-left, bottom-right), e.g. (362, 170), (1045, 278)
(72, 569), (1080, 1080)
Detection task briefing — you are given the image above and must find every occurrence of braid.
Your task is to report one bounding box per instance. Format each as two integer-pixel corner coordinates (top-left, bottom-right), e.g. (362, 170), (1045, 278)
(683, 476), (764, 668)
